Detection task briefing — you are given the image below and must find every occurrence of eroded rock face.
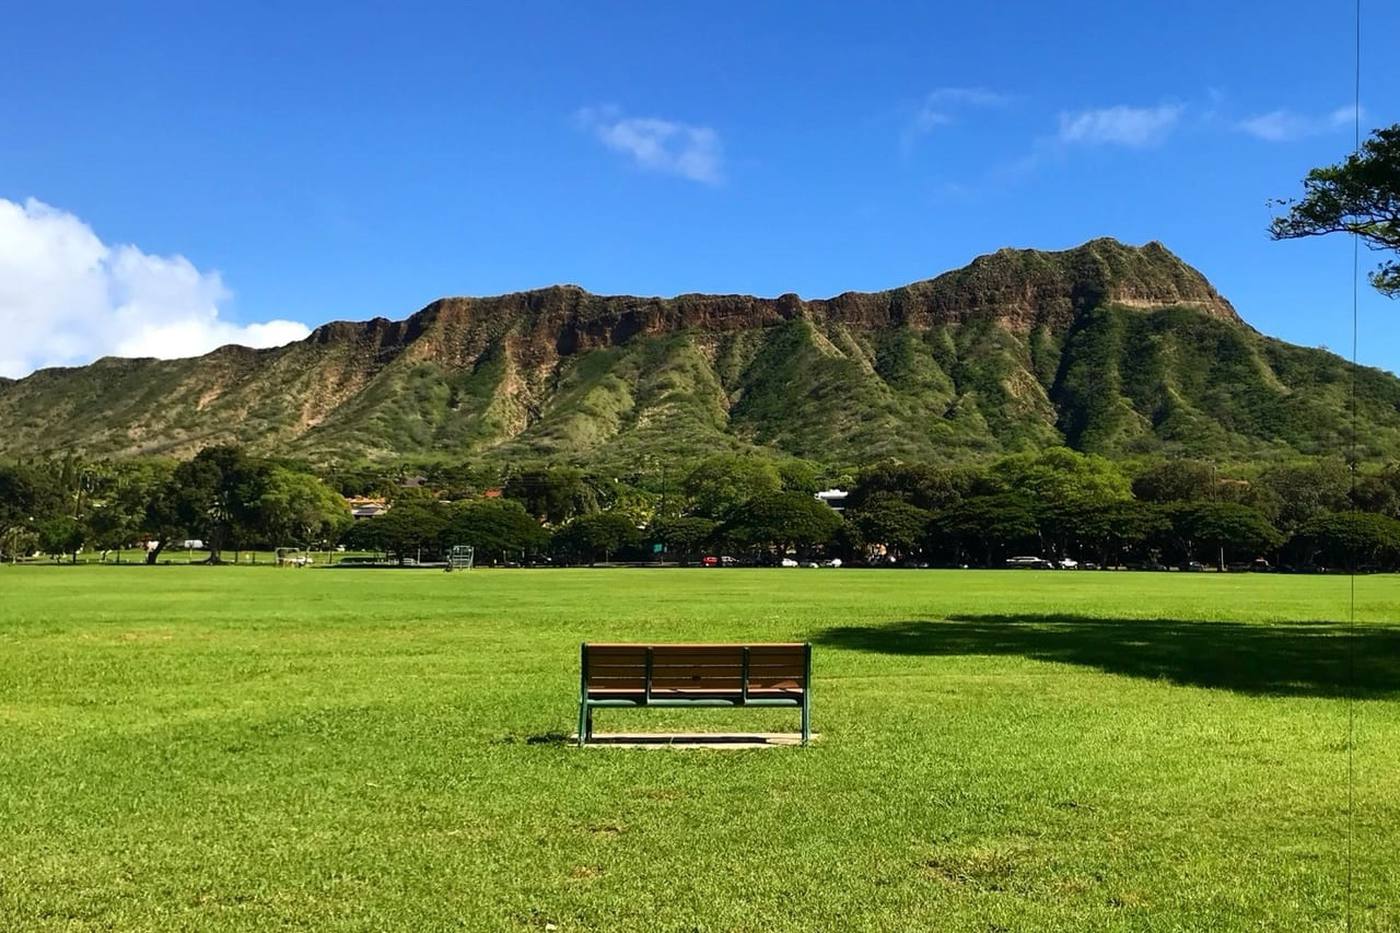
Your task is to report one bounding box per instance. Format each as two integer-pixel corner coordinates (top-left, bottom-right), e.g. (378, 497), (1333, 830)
(303, 238), (1239, 365)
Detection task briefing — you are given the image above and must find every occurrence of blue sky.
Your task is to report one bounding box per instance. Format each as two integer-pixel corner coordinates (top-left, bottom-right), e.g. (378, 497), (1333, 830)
(2, 1), (1396, 377)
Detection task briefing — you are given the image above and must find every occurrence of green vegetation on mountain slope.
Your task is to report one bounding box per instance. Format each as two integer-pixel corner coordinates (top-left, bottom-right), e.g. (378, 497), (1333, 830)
(0, 238), (1395, 466)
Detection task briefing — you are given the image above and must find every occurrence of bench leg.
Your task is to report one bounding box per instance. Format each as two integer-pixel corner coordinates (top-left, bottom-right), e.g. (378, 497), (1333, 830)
(800, 697), (811, 747)
(585, 707), (594, 742)
(577, 702), (588, 747)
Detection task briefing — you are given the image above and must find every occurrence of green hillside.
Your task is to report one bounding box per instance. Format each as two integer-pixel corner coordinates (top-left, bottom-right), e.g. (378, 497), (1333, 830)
(1, 238), (1396, 465)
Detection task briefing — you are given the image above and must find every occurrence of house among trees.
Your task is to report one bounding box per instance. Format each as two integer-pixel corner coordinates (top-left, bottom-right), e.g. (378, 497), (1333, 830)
(347, 497), (388, 520)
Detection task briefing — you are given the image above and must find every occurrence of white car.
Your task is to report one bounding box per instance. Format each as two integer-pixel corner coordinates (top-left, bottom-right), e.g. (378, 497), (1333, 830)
(1056, 558), (1079, 570)
(823, 558), (843, 568)
(780, 558), (799, 568)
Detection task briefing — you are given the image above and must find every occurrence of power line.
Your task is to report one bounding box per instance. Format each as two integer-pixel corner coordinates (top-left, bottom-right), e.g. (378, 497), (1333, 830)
(1346, 1), (1360, 929)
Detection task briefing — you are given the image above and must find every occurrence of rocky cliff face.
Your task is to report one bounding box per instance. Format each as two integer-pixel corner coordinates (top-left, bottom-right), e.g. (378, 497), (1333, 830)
(2, 237), (1388, 466)
(305, 237), (1240, 363)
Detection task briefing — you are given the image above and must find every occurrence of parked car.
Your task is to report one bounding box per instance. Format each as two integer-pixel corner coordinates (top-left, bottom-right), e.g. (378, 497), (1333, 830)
(1005, 555), (1052, 569)
(779, 557), (799, 568)
(701, 555), (719, 567)
(1055, 557), (1079, 570)
(1181, 560), (1206, 572)
(823, 558), (843, 568)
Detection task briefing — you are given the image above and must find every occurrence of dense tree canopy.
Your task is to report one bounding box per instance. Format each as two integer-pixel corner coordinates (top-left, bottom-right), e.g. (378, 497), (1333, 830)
(650, 515), (718, 563)
(553, 512), (642, 563)
(847, 460), (967, 513)
(720, 491), (841, 554)
(683, 455), (782, 520)
(503, 466), (598, 525)
(1293, 511), (1400, 570)
(1170, 502), (1283, 569)
(441, 498), (549, 563)
(845, 493), (931, 560)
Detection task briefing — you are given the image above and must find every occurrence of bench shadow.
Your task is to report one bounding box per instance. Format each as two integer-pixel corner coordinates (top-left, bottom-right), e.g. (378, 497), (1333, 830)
(814, 615), (1400, 699)
(524, 732), (572, 746)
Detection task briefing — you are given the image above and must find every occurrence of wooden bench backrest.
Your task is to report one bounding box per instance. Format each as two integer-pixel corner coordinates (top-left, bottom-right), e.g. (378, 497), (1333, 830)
(583, 643), (809, 692)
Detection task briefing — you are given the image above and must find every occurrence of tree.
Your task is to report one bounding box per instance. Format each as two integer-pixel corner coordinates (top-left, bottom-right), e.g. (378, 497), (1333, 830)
(1293, 511), (1400, 571)
(1170, 502), (1283, 570)
(36, 515), (84, 563)
(650, 515), (717, 564)
(168, 446), (268, 563)
(1060, 499), (1170, 568)
(84, 459), (172, 561)
(682, 455), (782, 520)
(0, 462), (60, 561)
(933, 493), (1040, 566)
(141, 471), (188, 565)
(1132, 459), (1220, 504)
(719, 491), (842, 555)
(1271, 124), (1400, 296)
(1354, 466), (1400, 519)
(775, 459), (823, 496)
(847, 460), (967, 512)
(1258, 459), (1351, 535)
(553, 512), (642, 564)
(441, 498), (549, 564)
(845, 493), (931, 561)
(503, 466), (598, 524)
(989, 447), (1131, 506)
(256, 468), (353, 548)
(366, 499), (450, 564)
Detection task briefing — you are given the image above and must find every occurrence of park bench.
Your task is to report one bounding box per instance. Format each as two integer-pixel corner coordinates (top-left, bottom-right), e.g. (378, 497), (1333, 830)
(577, 642), (812, 746)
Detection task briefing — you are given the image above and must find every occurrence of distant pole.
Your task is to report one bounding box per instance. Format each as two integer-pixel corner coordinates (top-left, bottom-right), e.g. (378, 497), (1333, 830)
(660, 461), (668, 518)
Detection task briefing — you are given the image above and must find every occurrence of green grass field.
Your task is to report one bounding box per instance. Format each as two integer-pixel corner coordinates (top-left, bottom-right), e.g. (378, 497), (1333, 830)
(2, 567), (1397, 931)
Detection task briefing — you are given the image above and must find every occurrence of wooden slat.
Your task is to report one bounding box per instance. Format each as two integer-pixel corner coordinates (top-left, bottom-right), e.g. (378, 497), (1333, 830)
(748, 648), (806, 663)
(586, 642), (804, 649)
(652, 678), (742, 689)
(585, 647), (647, 663)
(583, 643), (808, 699)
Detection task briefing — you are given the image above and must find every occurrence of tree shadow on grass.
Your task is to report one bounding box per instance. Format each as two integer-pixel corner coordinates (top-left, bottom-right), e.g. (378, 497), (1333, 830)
(814, 615), (1400, 699)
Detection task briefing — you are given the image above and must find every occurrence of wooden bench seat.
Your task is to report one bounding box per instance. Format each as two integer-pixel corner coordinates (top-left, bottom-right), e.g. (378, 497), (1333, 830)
(578, 642), (812, 746)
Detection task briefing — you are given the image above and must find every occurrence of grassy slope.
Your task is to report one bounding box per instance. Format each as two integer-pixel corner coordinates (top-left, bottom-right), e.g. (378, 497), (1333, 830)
(5, 302), (1400, 466)
(1, 567), (1396, 930)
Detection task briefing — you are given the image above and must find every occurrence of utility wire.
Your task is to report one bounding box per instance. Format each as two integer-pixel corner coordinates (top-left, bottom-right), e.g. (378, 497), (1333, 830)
(1347, 1), (1360, 929)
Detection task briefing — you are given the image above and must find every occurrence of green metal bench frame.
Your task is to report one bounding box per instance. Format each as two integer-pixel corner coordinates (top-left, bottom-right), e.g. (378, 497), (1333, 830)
(578, 642), (812, 747)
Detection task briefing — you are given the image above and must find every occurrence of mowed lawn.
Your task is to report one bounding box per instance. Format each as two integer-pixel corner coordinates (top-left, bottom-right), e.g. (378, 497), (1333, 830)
(2, 568), (1398, 931)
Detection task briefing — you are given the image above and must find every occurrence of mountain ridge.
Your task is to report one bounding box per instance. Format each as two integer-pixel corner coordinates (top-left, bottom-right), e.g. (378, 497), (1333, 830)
(2, 238), (1394, 466)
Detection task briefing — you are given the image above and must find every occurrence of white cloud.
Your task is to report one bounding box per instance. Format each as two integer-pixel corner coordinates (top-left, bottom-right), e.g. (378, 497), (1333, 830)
(575, 106), (723, 184)
(0, 198), (309, 379)
(903, 87), (1010, 152)
(1237, 103), (1362, 142)
(912, 86), (1009, 133)
(1056, 104), (1184, 147)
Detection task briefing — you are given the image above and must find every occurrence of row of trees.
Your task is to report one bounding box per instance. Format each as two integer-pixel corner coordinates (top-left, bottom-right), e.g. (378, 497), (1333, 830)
(315, 449), (1400, 570)
(1, 447), (350, 563)
(7, 445), (1400, 571)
